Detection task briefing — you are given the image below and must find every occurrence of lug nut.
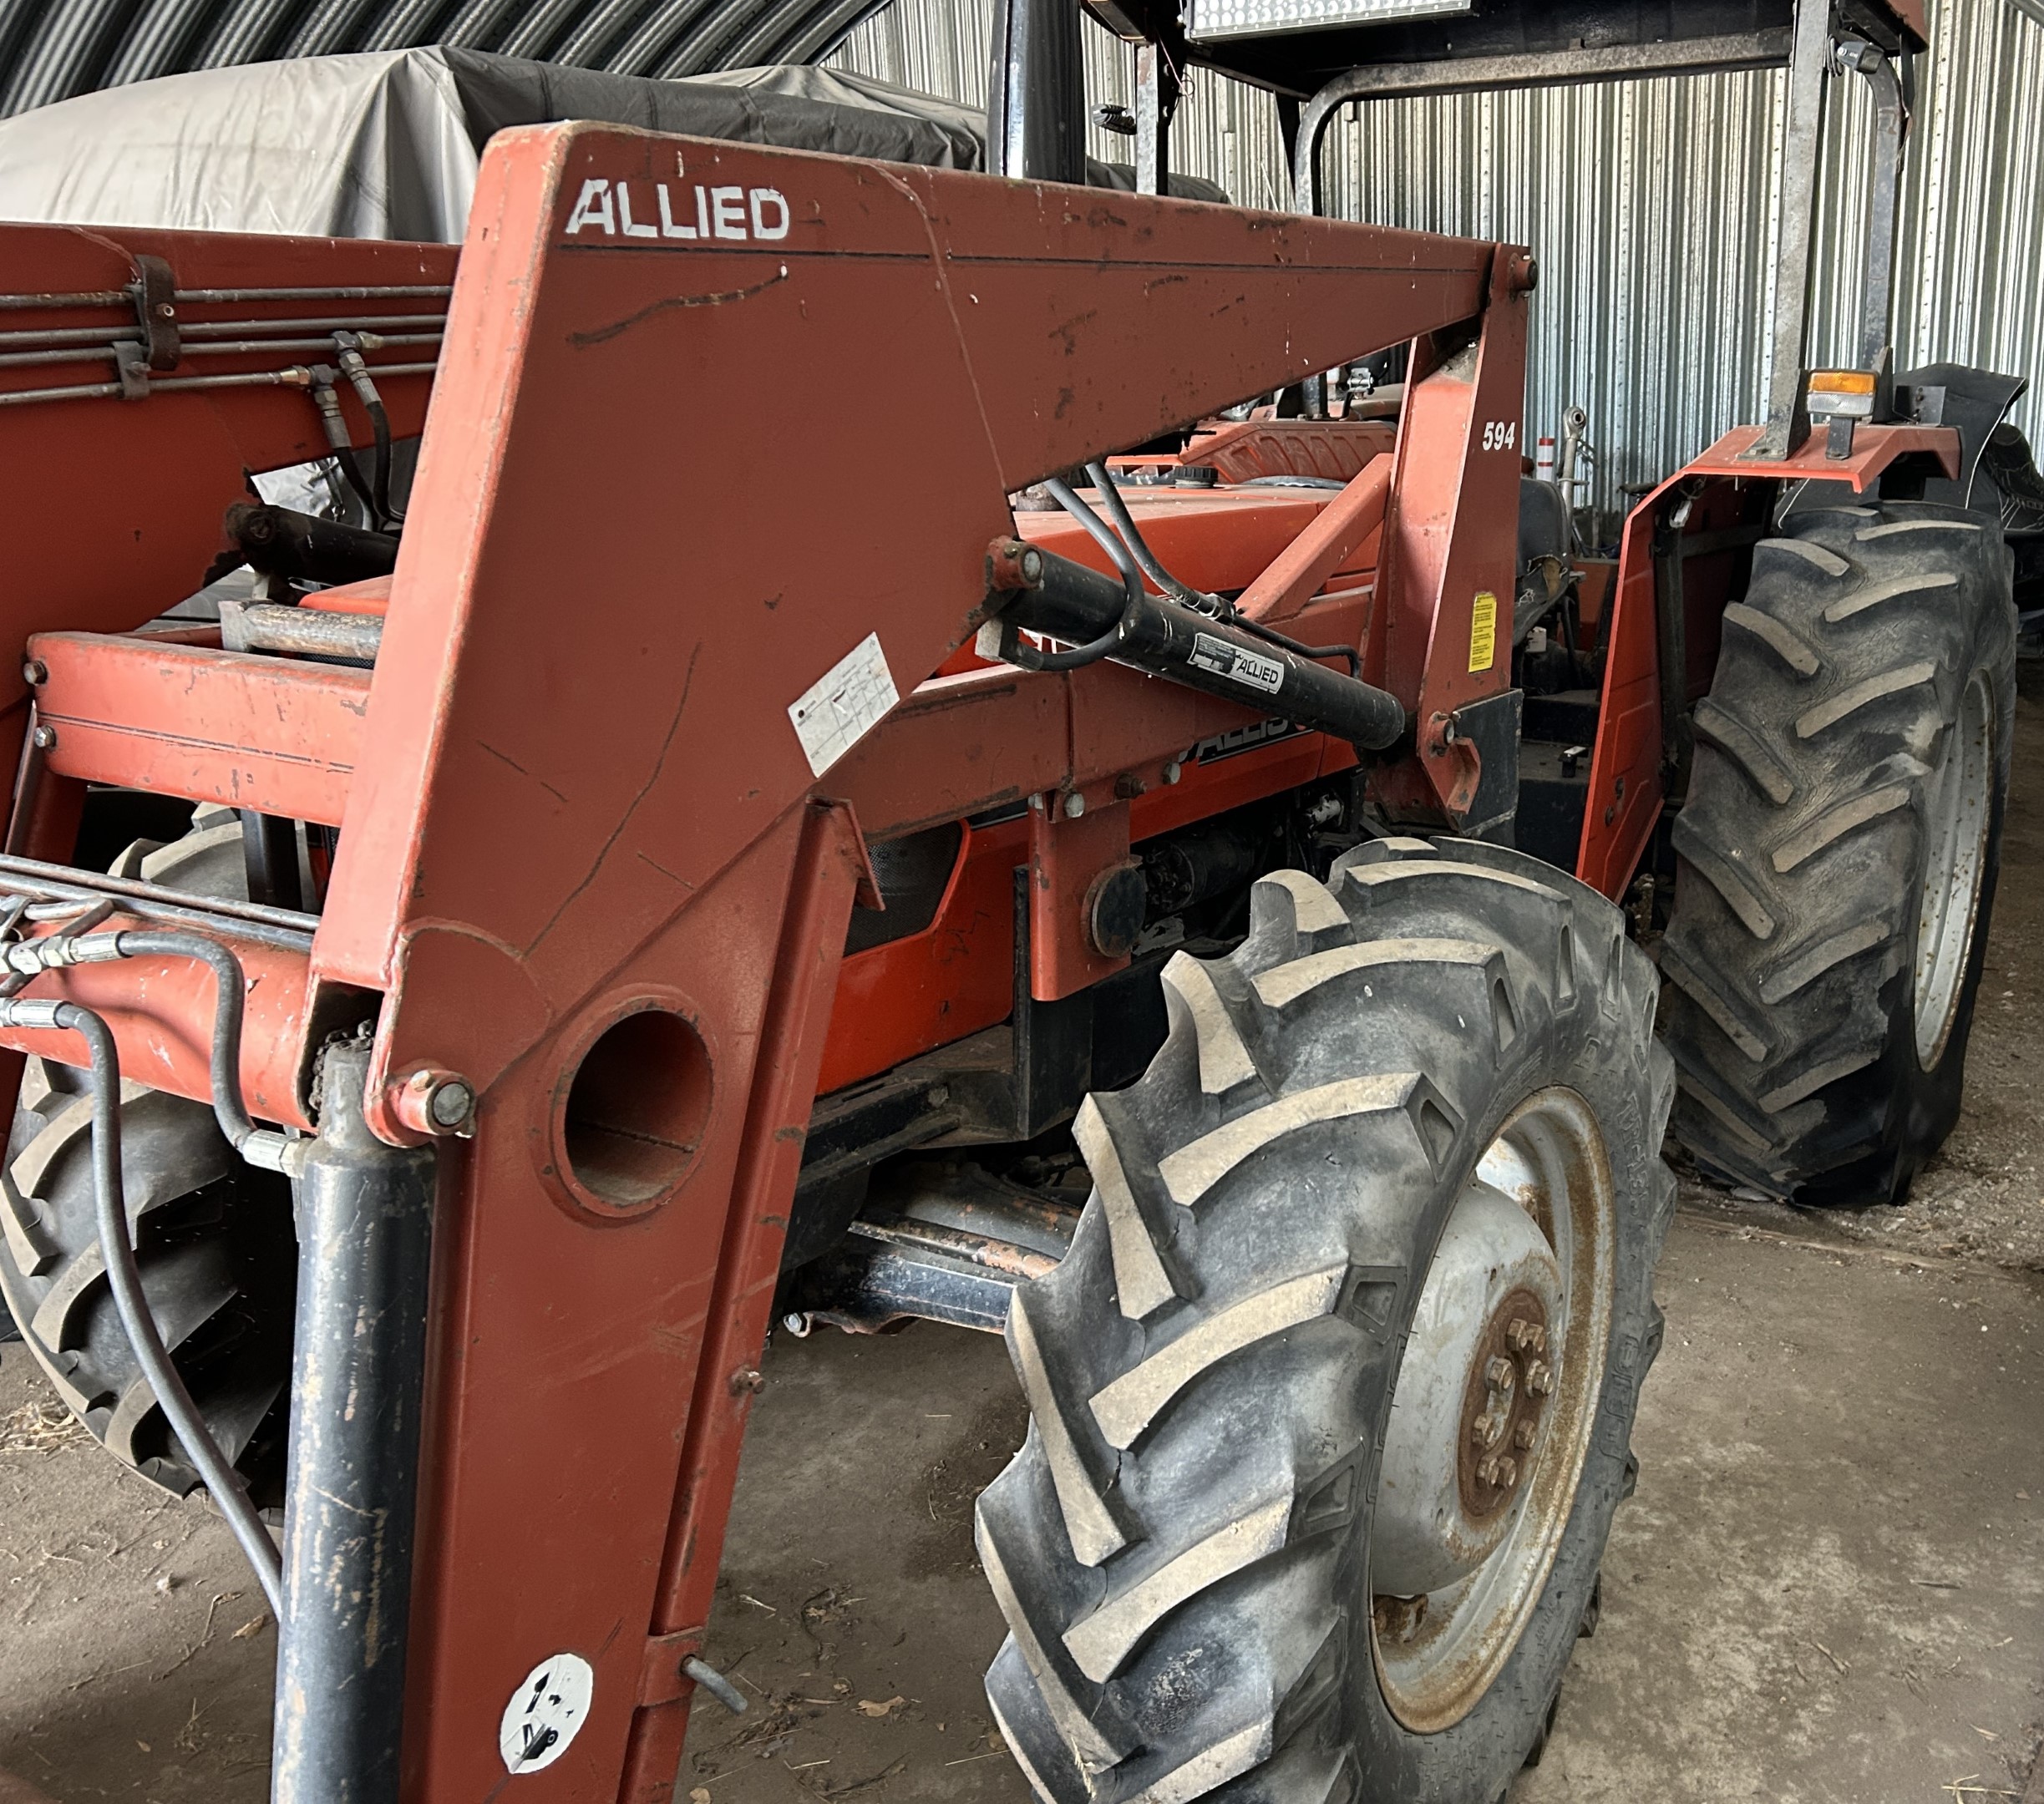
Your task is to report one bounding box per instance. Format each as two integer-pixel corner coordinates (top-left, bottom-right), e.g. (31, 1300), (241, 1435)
(1486, 1356), (1514, 1389)
(1497, 1456), (1518, 1487)
(1514, 1420), (1537, 1452)
(1525, 1360), (1554, 1396)
(1472, 1412), (1496, 1444)
(1507, 1318), (1547, 1353)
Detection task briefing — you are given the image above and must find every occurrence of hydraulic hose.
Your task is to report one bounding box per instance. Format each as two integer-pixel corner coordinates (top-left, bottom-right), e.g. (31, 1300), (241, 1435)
(0, 996), (285, 1614)
(114, 930), (259, 1153)
(1084, 460), (1216, 612)
(1012, 475), (1146, 671)
(336, 340), (401, 528)
(1088, 464), (1363, 676)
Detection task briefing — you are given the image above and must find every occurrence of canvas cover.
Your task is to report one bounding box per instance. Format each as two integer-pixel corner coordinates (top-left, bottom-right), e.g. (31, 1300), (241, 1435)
(0, 47), (1220, 240)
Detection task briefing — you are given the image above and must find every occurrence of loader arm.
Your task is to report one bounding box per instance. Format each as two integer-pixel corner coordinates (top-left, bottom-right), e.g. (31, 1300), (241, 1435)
(0, 124), (1529, 1801)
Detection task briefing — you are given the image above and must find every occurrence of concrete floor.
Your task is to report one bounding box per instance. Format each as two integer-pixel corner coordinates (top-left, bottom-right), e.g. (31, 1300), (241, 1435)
(3, 669), (2042, 1801)
(1, 1214), (2039, 1802)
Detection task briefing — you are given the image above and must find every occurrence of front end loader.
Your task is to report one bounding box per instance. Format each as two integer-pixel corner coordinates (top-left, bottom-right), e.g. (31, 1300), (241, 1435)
(0, 1), (2030, 1799)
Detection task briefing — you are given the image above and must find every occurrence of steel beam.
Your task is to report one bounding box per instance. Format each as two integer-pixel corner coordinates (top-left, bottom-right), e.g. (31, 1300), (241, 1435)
(1748, 0), (1834, 460)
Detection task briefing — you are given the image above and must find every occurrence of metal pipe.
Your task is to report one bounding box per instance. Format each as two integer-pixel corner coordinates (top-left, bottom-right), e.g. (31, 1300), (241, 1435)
(1842, 41), (1907, 380)
(227, 602), (383, 663)
(1746, 0), (1834, 459)
(0, 360), (437, 410)
(271, 1038), (437, 1804)
(986, 0), (1085, 183)
(1289, 29), (1795, 214)
(1134, 41), (1179, 198)
(848, 1212), (1062, 1280)
(0, 854), (317, 949)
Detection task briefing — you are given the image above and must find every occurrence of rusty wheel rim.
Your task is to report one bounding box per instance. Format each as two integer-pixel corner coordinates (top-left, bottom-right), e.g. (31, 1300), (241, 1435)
(1368, 1087), (1616, 1732)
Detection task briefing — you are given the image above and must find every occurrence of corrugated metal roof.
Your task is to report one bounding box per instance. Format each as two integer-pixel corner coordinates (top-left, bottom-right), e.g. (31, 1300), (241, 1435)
(0, 0), (890, 115)
(829, 0), (2044, 509)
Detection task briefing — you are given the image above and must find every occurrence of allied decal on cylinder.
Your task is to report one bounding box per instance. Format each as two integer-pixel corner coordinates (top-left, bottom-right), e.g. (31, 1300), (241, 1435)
(1189, 632), (1285, 696)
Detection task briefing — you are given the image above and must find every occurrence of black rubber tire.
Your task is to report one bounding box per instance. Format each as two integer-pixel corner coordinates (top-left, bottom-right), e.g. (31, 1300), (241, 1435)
(0, 809), (297, 1505)
(977, 838), (1675, 1804)
(1660, 502), (2017, 1206)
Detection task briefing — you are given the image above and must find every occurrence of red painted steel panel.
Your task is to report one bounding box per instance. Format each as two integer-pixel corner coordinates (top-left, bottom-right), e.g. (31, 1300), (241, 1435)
(312, 127), (1492, 1053)
(1030, 797), (1131, 1001)
(281, 128), (1501, 1796)
(5, 918), (317, 1131)
(1681, 422), (1959, 489)
(814, 817), (1022, 1097)
(0, 223), (447, 828)
(31, 632), (367, 827)
(1371, 250), (1531, 823)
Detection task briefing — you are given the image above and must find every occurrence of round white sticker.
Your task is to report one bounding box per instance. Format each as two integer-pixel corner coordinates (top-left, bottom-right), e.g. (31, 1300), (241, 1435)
(499, 1652), (594, 1775)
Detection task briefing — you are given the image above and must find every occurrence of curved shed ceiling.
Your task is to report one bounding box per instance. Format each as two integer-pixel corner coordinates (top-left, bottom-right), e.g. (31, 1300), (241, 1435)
(0, 0), (893, 117)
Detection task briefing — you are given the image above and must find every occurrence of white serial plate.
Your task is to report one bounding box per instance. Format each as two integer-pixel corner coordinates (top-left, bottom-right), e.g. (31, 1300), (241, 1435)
(789, 630), (900, 778)
(499, 1651), (595, 1774)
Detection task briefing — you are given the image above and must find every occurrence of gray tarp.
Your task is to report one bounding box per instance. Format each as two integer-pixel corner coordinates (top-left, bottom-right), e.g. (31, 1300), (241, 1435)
(0, 47), (1220, 240)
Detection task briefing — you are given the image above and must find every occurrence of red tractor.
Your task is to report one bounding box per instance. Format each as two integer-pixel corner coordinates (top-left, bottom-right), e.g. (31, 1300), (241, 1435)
(0, 1), (2031, 1800)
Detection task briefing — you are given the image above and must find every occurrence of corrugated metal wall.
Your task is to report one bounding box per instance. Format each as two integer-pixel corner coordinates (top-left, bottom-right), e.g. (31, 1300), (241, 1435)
(830, 0), (2044, 509)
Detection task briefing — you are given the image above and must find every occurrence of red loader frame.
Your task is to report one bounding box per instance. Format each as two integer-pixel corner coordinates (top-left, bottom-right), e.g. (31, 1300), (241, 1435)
(0, 123), (1956, 1799)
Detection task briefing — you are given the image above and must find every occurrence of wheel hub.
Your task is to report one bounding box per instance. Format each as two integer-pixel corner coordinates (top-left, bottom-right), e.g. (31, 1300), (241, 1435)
(1369, 1088), (1617, 1733)
(1458, 1288), (1552, 1518)
(1371, 1185), (1562, 1597)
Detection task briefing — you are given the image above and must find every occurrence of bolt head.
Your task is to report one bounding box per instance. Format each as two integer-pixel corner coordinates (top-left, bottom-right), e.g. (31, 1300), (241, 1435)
(1486, 1356), (1514, 1388)
(30, 724), (55, 750)
(1162, 760), (1182, 785)
(1019, 547), (1044, 583)
(1514, 1420), (1537, 1452)
(1496, 1456), (1518, 1487)
(427, 1079), (474, 1128)
(729, 1366), (766, 1396)
(1525, 1360), (1554, 1396)
(21, 660), (46, 686)
(1063, 791), (1086, 819)
(1478, 1455), (1501, 1485)
(1471, 1412), (1496, 1445)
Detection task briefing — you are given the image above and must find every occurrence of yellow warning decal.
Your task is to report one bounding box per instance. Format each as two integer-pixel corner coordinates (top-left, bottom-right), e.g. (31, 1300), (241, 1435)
(1468, 590), (1498, 673)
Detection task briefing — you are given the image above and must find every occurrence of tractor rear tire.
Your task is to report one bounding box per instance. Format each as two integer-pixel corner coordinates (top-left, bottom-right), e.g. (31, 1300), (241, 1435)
(1660, 502), (2016, 1205)
(0, 808), (297, 1504)
(978, 839), (1673, 1804)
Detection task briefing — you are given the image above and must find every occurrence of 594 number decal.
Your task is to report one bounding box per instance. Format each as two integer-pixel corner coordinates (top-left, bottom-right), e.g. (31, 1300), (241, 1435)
(1480, 419), (1519, 452)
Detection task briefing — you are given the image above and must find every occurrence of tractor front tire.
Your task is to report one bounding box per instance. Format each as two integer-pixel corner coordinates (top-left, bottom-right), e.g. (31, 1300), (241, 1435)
(1660, 501), (2016, 1205)
(0, 808), (297, 1504)
(978, 839), (1673, 1804)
